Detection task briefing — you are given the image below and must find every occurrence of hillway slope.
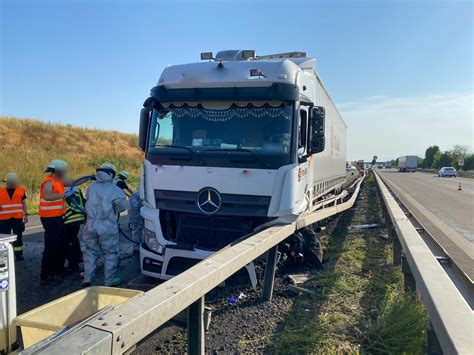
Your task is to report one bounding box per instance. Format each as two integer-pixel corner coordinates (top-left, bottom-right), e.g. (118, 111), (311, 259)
(0, 116), (142, 211)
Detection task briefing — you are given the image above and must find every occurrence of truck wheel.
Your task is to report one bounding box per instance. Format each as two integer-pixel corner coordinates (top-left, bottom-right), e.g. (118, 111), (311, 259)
(301, 226), (324, 269)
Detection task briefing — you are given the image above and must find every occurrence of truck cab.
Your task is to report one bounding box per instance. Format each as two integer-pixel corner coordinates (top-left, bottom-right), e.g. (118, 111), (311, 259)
(138, 50), (346, 280)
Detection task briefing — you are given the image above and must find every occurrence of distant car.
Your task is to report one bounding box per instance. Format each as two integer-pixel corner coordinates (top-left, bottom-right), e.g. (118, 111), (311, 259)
(346, 166), (357, 175)
(438, 167), (457, 177)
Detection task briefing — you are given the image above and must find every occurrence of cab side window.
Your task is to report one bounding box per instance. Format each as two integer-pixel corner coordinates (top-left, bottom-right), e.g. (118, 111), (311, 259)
(299, 109), (308, 151)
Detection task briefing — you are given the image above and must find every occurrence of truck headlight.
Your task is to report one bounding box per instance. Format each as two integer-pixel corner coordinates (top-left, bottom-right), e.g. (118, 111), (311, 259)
(144, 229), (163, 255)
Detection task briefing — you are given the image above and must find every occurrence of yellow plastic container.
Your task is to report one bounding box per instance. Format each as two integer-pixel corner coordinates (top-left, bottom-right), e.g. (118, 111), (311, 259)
(13, 286), (143, 349)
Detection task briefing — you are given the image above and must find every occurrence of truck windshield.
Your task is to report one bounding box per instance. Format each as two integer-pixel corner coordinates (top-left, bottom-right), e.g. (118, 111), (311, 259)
(147, 103), (293, 169)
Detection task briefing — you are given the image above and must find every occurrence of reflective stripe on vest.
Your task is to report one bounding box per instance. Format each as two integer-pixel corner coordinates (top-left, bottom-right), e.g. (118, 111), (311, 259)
(0, 187), (25, 220)
(64, 191), (85, 225)
(39, 176), (66, 218)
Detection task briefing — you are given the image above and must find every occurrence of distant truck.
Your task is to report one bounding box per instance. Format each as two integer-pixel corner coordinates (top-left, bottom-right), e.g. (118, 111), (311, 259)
(384, 161), (392, 169)
(398, 156), (417, 172)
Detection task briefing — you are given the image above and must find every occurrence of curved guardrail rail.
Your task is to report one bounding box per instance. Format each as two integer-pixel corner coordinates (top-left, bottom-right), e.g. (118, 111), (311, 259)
(32, 176), (365, 355)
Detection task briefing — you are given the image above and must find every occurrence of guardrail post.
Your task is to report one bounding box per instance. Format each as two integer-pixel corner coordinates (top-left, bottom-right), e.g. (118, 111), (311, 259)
(263, 245), (278, 301)
(426, 321), (442, 355)
(187, 296), (205, 355)
(401, 255), (416, 293)
(390, 227), (402, 266)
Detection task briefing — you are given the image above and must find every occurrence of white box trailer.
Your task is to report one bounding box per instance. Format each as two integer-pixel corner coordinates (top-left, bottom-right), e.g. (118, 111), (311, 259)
(137, 50), (347, 280)
(398, 155), (417, 172)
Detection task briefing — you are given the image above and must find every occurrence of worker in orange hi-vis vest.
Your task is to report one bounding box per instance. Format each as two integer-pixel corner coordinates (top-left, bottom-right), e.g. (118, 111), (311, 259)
(38, 159), (86, 285)
(0, 172), (28, 261)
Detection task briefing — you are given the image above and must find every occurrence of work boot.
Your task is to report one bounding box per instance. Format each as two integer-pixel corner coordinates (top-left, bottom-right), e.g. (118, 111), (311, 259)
(15, 254), (24, 262)
(106, 277), (123, 287)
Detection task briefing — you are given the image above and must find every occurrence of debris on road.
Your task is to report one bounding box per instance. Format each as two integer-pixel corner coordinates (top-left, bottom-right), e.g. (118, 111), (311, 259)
(350, 223), (384, 230)
(286, 273), (316, 285)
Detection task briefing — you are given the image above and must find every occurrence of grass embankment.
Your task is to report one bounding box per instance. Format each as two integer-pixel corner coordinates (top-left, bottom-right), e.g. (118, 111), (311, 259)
(272, 172), (427, 353)
(0, 117), (143, 212)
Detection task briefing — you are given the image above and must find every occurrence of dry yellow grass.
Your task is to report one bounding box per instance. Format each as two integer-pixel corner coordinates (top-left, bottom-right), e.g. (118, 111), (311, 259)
(0, 116), (143, 212)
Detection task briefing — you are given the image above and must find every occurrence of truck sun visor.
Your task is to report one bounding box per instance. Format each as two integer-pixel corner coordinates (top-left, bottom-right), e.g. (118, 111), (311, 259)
(151, 83), (299, 102)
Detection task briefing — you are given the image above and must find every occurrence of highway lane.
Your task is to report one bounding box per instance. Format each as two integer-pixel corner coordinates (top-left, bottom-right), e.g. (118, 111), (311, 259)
(377, 169), (474, 282)
(378, 169), (473, 242)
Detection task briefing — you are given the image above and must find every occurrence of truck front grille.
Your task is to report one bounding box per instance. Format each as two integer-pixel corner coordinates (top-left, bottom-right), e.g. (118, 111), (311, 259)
(155, 190), (271, 217)
(159, 209), (272, 251)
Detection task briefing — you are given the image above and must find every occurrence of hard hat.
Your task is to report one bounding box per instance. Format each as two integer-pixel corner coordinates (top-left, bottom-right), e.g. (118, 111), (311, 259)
(100, 162), (117, 173)
(45, 159), (68, 173)
(3, 172), (18, 183)
(118, 171), (129, 179)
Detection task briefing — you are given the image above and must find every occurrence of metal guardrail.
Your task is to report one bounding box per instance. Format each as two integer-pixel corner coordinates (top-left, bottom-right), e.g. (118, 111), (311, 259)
(374, 170), (473, 354)
(35, 176), (365, 354)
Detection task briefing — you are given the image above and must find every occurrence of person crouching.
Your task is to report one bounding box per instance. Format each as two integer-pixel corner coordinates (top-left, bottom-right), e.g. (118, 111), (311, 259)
(81, 163), (126, 287)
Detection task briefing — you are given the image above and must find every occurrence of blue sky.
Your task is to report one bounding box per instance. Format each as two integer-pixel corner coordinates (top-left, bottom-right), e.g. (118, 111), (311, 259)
(1, 0), (472, 160)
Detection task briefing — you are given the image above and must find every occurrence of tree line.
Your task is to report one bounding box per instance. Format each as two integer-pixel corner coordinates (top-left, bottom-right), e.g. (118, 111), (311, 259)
(391, 145), (473, 170)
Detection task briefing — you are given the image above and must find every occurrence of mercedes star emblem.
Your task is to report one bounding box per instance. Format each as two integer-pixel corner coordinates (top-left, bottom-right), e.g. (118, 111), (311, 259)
(196, 187), (222, 215)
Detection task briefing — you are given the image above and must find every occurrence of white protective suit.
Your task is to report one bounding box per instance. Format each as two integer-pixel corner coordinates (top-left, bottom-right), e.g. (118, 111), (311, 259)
(125, 191), (144, 255)
(82, 171), (127, 285)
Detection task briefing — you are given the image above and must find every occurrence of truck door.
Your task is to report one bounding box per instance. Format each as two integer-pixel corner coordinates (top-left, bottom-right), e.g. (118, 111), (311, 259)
(297, 106), (311, 211)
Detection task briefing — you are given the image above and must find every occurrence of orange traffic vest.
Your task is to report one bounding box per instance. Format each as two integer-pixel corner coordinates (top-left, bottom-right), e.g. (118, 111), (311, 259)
(39, 176), (66, 218)
(0, 187), (26, 220)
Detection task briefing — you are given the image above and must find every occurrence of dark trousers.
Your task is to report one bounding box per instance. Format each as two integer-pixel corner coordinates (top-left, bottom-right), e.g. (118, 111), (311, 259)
(40, 216), (65, 279)
(63, 223), (82, 267)
(0, 218), (24, 255)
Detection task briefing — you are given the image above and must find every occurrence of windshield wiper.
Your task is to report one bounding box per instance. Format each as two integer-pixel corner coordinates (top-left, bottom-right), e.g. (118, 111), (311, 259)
(204, 148), (273, 169)
(153, 145), (206, 166)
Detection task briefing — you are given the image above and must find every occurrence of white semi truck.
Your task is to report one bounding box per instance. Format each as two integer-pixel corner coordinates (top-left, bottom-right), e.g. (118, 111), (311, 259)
(137, 50), (347, 280)
(398, 155), (418, 172)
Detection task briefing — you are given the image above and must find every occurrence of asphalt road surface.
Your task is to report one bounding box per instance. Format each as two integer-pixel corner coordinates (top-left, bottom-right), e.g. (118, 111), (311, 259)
(378, 169), (473, 242)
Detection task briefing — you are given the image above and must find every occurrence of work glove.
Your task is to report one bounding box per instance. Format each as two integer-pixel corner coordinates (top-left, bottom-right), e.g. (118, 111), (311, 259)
(64, 189), (75, 199)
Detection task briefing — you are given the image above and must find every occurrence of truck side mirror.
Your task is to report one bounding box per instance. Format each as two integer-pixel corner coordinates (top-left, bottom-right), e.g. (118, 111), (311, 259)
(138, 98), (155, 151)
(309, 106), (325, 154)
(139, 108), (151, 151)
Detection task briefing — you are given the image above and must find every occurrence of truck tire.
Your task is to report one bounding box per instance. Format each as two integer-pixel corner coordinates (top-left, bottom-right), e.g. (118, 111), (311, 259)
(301, 226), (324, 269)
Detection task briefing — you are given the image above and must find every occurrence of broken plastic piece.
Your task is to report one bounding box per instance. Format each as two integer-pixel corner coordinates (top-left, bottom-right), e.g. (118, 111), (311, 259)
(351, 223), (384, 230)
(227, 297), (237, 304)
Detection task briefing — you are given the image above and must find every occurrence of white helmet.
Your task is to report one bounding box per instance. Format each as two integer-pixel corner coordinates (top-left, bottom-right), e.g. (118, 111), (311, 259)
(3, 172), (19, 183)
(98, 162), (117, 178)
(45, 159), (68, 173)
(118, 171), (129, 180)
